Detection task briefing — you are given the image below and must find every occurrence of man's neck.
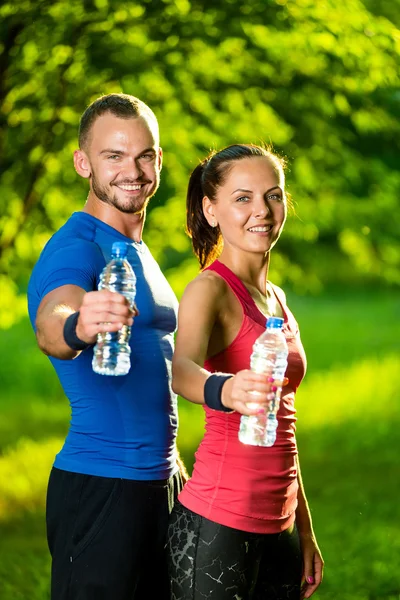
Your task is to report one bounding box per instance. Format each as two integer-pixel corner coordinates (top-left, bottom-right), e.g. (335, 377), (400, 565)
(83, 197), (145, 243)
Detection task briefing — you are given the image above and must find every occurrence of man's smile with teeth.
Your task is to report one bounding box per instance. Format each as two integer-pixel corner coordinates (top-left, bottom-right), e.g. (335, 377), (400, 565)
(117, 184), (143, 191)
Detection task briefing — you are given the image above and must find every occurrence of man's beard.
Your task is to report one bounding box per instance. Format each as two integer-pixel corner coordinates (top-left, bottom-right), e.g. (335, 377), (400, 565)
(91, 172), (158, 214)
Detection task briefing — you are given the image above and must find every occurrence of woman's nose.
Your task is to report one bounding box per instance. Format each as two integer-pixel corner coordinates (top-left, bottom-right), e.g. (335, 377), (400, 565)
(254, 199), (271, 218)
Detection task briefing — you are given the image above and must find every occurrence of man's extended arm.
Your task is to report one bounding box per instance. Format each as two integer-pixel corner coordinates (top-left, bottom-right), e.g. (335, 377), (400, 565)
(35, 284), (134, 359)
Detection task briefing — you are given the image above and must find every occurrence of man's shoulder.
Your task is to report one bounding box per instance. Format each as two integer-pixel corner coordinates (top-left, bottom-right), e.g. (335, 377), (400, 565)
(48, 212), (97, 245)
(40, 212), (105, 260)
(30, 213), (105, 290)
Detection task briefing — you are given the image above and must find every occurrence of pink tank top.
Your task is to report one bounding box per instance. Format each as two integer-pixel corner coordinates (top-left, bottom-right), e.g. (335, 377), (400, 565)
(178, 260), (307, 533)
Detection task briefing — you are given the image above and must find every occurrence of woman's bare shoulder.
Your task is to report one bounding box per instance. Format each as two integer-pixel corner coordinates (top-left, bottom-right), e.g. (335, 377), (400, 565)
(183, 269), (229, 299)
(177, 270), (230, 329)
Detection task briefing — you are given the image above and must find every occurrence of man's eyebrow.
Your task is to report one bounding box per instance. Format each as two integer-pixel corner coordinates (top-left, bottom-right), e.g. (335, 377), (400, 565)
(99, 147), (157, 156)
(99, 149), (125, 155)
(138, 147), (157, 156)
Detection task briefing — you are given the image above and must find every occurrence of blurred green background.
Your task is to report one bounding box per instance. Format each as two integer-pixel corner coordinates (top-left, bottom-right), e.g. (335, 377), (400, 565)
(1, 0), (400, 598)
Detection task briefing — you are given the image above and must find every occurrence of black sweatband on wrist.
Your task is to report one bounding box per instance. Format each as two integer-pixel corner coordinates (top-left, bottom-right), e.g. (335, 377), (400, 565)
(204, 374), (234, 412)
(63, 311), (90, 351)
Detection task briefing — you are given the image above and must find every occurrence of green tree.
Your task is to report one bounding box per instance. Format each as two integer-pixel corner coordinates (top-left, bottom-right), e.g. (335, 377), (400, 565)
(1, 0), (399, 327)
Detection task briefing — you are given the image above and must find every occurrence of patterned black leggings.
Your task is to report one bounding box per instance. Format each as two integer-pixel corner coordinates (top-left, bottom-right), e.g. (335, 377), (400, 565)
(167, 502), (303, 600)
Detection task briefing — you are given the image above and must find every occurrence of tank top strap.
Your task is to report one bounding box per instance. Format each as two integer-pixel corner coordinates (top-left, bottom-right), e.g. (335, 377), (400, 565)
(269, 283), (299, 336)
(205, 260), (266, 326)
(270, 283), (286, 308)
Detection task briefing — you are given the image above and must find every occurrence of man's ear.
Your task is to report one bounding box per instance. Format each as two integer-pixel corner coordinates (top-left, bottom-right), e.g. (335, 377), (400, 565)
(73, 149), (91, 179)
(202, 196), (217, 227)
(157, 147), (163, 171)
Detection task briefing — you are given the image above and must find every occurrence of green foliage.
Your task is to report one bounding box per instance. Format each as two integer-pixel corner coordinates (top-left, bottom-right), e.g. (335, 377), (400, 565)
(1, 290), (399, 598)
(1, 0), (400, 326)
(0, 439), (61, 519)
(1, 3), (400, 596)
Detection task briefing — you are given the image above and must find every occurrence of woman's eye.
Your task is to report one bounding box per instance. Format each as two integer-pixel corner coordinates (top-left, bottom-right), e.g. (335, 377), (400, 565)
(236, 196), (249, 202)
(267, 193), (282, 201)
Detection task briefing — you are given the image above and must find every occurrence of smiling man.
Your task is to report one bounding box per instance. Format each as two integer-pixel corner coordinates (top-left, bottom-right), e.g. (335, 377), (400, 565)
(27, 94), (185, 600)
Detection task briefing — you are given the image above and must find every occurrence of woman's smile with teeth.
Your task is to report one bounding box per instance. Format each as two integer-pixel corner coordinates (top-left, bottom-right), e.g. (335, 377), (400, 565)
(248, 225), (272, 232)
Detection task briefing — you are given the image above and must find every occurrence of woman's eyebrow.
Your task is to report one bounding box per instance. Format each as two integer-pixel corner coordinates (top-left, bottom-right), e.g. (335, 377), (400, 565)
(231, 185), (282, 195)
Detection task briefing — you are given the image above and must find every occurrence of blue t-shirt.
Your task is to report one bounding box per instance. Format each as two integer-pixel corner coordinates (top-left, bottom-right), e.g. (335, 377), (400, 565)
(28, 212), (179, 480)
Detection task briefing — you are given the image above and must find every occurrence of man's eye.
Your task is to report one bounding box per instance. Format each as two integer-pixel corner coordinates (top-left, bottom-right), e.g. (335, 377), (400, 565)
(108, 155), (120, 160)
(140, 153), (154, 160)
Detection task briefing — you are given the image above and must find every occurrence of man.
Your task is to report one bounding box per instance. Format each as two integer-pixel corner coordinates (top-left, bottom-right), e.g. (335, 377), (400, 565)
(27, 93), (186, 600)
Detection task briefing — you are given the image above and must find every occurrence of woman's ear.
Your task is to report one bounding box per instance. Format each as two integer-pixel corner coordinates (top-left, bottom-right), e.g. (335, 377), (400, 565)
(202, 196), (217, 228)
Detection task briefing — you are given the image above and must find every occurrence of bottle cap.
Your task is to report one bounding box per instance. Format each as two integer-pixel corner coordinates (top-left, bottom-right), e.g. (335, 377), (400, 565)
(111, 241), (128, 258)
(266, 317), (284, 329)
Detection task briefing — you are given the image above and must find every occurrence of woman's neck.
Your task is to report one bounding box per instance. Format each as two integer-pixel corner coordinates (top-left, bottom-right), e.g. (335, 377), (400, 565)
(218, 250), (270, 295)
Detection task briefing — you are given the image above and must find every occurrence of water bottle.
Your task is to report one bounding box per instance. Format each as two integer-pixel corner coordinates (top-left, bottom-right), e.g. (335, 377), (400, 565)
(238, 317), (288, 447)
(92, 241), (136, 376)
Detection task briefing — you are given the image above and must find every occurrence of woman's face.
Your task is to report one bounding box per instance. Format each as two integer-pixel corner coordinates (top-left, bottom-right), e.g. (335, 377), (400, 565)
(203, 156), (287, 257)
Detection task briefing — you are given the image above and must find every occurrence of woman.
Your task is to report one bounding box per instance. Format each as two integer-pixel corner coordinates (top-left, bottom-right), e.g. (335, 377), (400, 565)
(167, 144), (323, 599)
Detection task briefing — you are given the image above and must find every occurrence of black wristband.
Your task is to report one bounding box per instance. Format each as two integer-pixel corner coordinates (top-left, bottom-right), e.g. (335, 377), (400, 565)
(204, 374), (234, 412)
(63, 311), (90, 351)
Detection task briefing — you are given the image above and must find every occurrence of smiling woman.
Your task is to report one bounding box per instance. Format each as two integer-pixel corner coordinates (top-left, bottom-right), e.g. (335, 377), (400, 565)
(166, 144), (324, 600)
(203, 155), (286, 262)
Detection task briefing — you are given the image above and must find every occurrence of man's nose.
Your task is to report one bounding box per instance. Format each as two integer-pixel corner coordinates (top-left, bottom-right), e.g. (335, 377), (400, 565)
(125, 158), (143, 179)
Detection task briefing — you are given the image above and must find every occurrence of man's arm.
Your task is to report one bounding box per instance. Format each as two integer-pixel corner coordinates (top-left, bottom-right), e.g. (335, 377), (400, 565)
(36, 284), (134, 359)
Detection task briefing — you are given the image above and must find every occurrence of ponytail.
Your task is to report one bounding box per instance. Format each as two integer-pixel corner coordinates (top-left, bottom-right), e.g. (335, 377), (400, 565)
(186, 144), (286, 269)
(186, 162), (222, 269)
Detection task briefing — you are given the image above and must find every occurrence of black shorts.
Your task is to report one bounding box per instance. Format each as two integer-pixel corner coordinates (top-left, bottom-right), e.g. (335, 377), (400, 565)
(167, 501), (303, 600)
(46, 466), (182, 600)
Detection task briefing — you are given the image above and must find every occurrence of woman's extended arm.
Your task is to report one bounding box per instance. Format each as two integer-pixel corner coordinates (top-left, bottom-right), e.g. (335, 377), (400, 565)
(172, 273), (273, 414)
(296, 456), (324, 599)
(172, 274), (218, 403)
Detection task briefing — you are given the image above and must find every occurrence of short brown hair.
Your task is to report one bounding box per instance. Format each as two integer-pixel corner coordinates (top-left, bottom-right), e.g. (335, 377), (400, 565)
(78, 93), (159, 149)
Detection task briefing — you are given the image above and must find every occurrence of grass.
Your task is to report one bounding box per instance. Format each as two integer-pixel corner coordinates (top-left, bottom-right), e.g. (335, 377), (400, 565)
(0, 288), (399, 599)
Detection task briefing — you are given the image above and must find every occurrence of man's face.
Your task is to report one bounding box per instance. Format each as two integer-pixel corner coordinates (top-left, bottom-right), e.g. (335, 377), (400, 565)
(83, 113), (162, 214)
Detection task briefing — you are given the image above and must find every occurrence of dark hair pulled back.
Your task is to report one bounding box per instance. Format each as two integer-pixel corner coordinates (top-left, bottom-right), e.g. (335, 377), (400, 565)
(186, 144), (286, 269)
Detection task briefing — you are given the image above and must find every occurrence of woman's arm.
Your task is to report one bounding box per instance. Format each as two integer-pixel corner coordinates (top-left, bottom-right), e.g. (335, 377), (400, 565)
(172, 273), (272, 414)
(296, 456), (324, 599)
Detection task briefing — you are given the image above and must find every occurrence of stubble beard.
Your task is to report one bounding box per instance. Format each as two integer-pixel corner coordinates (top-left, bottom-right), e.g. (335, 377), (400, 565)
(91, 171), (159, 215)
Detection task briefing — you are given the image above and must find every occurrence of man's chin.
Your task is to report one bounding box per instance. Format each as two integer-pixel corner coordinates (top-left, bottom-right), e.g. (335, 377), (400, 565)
(113, 196), (150, 215)
(92, 183), (156, 215)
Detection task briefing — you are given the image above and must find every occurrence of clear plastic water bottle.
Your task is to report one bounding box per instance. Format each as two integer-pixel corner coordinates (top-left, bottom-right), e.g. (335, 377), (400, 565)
(92, 241), (136, 376)
(239, 317), (288, 447)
